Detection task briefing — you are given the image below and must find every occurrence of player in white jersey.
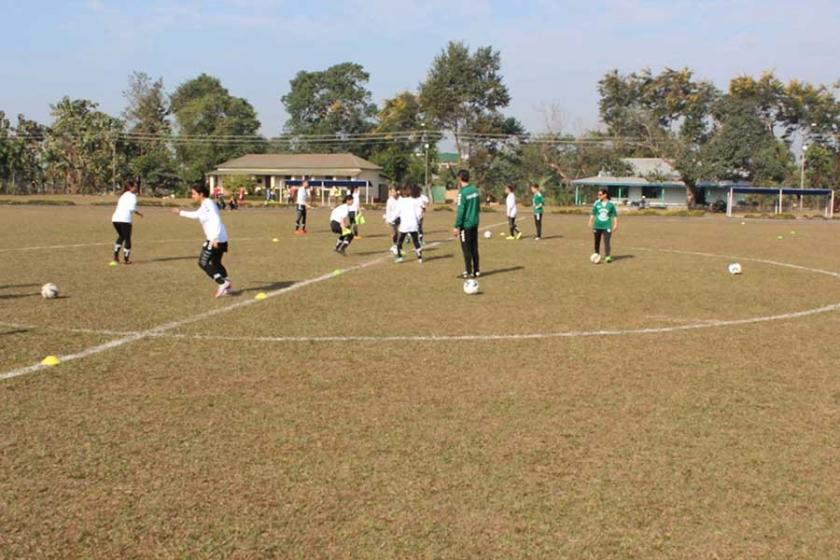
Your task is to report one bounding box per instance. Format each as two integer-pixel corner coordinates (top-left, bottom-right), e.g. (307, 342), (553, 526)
(412, 185), (429, 245)
(111, 182), (143, 264)
(172, 184), (232, 297)
(348, 187), (362, 237)
(504, 184), (521, 239)
(384, 187), (401, 255)
(294, 180), (310, 235)
(394, 185), (423, 263)
(330, 194), (354, 255)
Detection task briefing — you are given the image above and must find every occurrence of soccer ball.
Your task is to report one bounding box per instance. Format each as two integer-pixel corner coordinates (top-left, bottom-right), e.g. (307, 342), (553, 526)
(463, 279), (480, 295)
(728, 263), (742, 275)
(590, 252), (601, 264)
(41, 283), (59, 299)
(483, 230), (492, 239)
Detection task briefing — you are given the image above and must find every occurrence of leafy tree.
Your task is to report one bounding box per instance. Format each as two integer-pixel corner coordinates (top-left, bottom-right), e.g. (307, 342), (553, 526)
(598, 68), (720, 205)
(0, 111), (11, 191)
(170, 74), (264, 185)
(10, 115), (48, 193)
(419, 41), (512, 180)
(368, 91), (434, 185)
(44, 97), (128, 193)
(123, 72), (178, 192)
(281, 62), (377, 156)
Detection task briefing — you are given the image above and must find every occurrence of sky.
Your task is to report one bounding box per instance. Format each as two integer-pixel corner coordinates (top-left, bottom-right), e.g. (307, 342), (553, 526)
(1, 0), (839, 136)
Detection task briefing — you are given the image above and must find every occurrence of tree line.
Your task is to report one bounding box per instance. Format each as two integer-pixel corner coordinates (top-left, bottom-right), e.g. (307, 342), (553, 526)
(1, 41), (838, 205)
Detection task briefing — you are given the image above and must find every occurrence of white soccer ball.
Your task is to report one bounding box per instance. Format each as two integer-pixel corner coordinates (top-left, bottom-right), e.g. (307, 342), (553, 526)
(483, 230), (492, 239)
(41, 283), (59, 299)
(728, 263), (742, 275)
(463, 279), (480, 295)
(590, 252), (601, 264)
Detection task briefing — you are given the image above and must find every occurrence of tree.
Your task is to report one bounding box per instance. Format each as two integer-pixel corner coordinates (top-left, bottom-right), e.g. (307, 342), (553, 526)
(419, 42), (514, 192)
(170, 74), (264, 185)
(123, 72), (178, 192)
(11, 115), (47, 193)
(368, 91), (434, 185)
(44, 97), (128, 193)
(281, 62), (377, 156)
(598, 67), (721, 205)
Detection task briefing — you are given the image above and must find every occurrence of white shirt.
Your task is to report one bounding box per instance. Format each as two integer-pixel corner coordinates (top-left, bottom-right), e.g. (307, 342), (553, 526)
(385, 196), (399, 224)
(179, 199), (228, 243)
(419, 193), (430, 209)
(396, 196), (422, 233)
(349, 190), (360, 212)
(505, 192), (517, 218)
(112, 191), (138, 223)
(330, 204), (350, 223)
(296, 186), (309, 206)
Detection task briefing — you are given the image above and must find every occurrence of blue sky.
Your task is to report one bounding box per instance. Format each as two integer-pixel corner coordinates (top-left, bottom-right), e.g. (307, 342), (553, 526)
(1, 0), (838, 135)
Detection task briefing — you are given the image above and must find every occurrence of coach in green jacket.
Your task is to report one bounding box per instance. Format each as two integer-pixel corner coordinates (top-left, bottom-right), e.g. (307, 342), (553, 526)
(452, 169), (481, 278)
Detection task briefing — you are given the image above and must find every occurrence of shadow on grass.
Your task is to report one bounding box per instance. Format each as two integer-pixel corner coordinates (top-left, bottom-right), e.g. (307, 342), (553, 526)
(0, 283), (40, 290)
(0, 292), (40, 300)
(422, 254), (453, 263)
(353, 250), (389, 257)
(476, 266), (525, 278)
(236, 280), (296, 295)
(145, 256), (196, 263)
(0, 328), (31, 336)
(609, 254), (635, 261)
(536, 235), (563, 240)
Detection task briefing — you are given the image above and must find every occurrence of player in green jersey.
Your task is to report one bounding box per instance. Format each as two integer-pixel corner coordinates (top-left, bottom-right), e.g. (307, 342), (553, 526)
(588, 188), (619, 263)
(530, 183), (544, 239)
(453, 169), (481, 278)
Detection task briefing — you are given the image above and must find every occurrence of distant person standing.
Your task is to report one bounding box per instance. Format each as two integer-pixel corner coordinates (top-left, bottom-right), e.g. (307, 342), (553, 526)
(172, 184), (232, 297)
(111, 182), (143, 265)
(504, 184), (521, 239)
(294, 180), (310, 235)
(394, 185), (424, 264)
(452, 169), (481, 279)
(412, 185), (429, 245)
(348, 186), (362, 238)
(531, 183), (544, 240)
(384, 187), (401, 255)
(588, 188), (618, 263)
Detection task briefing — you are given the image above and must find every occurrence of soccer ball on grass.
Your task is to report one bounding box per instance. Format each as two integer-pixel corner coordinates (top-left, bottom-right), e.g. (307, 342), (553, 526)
(590, 253), (601, 264)
(483, 230), (492, 239)
(463, 279), (480, 295)
(41, 283), (59, 299)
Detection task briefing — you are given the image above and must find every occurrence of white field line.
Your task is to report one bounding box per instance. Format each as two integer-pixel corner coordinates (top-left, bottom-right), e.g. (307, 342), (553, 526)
(4, 244), (840, 348)
(0, 236), (264, 253)
(0, 222), (508, 381)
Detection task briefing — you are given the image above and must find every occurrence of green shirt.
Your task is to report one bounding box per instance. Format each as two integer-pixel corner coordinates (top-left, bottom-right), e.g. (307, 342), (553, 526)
(592, 200), (617, 230)
(454, 184), (480, 229)
(532, 191), (544, 214)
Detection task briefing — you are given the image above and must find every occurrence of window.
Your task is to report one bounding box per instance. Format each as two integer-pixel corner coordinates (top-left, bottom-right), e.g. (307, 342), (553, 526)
(642, 186), (662, 199)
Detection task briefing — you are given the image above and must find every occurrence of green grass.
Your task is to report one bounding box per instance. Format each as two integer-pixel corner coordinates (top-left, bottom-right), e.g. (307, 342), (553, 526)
(2, 204), (840, 558)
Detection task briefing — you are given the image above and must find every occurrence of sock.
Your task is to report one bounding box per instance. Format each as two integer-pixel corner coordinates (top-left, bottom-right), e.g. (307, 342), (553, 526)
(124, 249), (131, 261)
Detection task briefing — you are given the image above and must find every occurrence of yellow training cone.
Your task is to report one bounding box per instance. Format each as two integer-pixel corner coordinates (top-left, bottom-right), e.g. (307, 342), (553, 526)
(41, 355), (61, 366)
(109, 261), (119, 267)
(272, 238), (279, 243)
(333, 269), (343, 276)
(255, 292), (268, 300)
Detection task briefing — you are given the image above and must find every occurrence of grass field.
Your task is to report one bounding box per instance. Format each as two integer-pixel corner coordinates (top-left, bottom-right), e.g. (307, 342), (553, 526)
(2, 203), (840, 558)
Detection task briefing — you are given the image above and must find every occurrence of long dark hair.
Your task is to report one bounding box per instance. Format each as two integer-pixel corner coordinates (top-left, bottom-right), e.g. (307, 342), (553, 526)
(598, 188), (611, 200)
(192, 184), (210, 198)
